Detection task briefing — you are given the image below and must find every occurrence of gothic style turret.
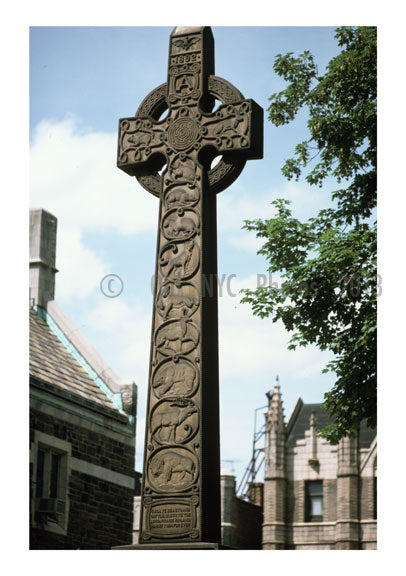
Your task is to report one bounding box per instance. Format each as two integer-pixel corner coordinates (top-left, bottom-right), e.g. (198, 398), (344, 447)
(265, 376), (285, 479)
(263, 376), (287, 549)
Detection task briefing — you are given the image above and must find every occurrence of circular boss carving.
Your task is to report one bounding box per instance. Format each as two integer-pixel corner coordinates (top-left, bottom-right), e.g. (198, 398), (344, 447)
(135, 77), (246, 197)
(167, 117), (199, 151)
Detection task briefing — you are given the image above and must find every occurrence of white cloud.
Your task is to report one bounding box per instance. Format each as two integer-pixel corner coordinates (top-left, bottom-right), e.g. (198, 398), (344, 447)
(83, 297), (152, 384)
(227, 231), (265, 254)
(217, 180), (329, 256)
(30, 117), (158, 236)
(217, 186), (276, 233)
(280, 180), (332, 220)
(55, 225), (108, 302)
(218, 273), (332, 382)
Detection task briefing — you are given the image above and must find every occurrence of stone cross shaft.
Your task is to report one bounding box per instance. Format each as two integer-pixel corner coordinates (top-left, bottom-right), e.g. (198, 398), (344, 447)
(117, 26), (263, 547)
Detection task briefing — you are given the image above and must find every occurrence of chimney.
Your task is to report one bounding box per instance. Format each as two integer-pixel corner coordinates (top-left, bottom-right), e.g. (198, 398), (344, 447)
(29, 208), (58, 309)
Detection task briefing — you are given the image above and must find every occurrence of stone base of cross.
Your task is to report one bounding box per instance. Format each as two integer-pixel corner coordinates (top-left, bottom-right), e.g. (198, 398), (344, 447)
(117, 26), (263, 546)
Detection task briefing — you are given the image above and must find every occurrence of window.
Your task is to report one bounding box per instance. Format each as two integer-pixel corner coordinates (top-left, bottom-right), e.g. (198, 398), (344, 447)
(31, 432), (71, 534)
(305, 481), (323, 522)
(35, 447), (65, 521)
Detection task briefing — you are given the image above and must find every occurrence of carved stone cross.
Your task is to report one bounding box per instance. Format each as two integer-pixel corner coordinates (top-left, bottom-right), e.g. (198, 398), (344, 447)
(117, 26), (262, 547)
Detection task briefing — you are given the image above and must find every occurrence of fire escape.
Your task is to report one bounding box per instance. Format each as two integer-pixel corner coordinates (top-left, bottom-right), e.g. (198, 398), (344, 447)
(236, 404), (267, 500)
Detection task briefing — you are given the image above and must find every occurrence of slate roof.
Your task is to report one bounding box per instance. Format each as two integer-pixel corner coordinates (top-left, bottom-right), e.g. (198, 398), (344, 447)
(29, 306), (119, 413)
(286, 400), (376, 449)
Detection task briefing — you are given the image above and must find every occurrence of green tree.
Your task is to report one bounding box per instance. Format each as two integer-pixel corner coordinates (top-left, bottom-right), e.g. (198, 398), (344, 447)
(241, 27), (376, 443)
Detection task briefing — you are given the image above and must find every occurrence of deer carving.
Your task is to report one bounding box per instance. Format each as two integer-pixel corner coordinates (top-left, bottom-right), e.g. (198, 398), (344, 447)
(155, 316), (194, 357)
(151, 399), (197, 443)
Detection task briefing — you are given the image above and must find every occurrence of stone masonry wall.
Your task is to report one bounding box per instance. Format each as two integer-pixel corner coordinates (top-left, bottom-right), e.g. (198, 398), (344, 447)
(30, 471), (134, 549)
(360, 476), (375, 520)
(286, 479), (337, 524)
(283, 428), (341, 549)
(359, 477), (377, 549)
(234, 498), (262, 550)
(262, 479), (286, 549)
(30, 410), (134, 477)
(30, 409), (135, 550)
(285, 480), (337, 549)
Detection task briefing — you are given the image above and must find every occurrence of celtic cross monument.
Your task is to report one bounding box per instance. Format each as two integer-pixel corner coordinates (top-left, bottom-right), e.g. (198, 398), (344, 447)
(117, 26), (263, 548)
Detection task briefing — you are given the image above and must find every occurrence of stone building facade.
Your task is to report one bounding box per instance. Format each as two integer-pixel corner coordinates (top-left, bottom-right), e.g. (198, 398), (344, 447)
(262, 379), (377, 550)
(29, 208), (138, 549)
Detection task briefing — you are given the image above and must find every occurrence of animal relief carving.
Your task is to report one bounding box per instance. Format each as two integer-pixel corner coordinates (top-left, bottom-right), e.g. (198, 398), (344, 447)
(152, 360), (197, 398)
(172, 36), (200, 51)
(159, 239), (198, 281)
(162, 211), (199, 240)
(149, 449), (197, 491)
(157, 281), (198, 319)
(155, 317), (199, 358)
(169, 154), (198, 183)
(165, 187), (198, 208)
(151, 398), (198, 444)
(202, 102), (250, 151)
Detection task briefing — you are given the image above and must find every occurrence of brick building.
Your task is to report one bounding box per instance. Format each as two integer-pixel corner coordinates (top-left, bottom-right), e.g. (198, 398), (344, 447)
(29, 208), (138, 549)
(262, 378), (377, 550)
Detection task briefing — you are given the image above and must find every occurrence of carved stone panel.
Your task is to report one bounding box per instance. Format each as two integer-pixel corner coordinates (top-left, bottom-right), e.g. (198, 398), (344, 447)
(156, 281), (199, 320)
(164, 184), (200, 209)
(152, 358), (199, 399)
(162, 208), (200, 241)
(150, 398), (199, 445)
(154, 317), (199, 359)
(147, 447), (199, 493)
(143, 496), (199, 541)
(159, 239), (200, 282)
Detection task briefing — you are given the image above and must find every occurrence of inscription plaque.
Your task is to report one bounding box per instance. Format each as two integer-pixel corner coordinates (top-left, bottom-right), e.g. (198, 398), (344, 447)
(144, 497), (199, 540)
(150, 504), (192, 532)
(117, 26), (263, 546)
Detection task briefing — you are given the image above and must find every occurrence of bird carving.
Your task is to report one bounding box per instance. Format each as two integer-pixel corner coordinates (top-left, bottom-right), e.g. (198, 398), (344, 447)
(173, 36), (199, 51)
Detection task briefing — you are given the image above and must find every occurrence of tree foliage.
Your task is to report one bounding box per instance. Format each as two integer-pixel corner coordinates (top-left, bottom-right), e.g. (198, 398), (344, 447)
(241, 27), (377, 443)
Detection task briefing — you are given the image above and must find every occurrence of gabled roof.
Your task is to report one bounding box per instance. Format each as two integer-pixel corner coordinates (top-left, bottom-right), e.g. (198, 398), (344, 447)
(30, 305), (121, 414)
(286, 401), (376, 449)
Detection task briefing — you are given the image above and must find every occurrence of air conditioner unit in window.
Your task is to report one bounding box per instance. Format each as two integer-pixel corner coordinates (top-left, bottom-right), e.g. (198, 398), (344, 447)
(36, 498), (66, 515)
